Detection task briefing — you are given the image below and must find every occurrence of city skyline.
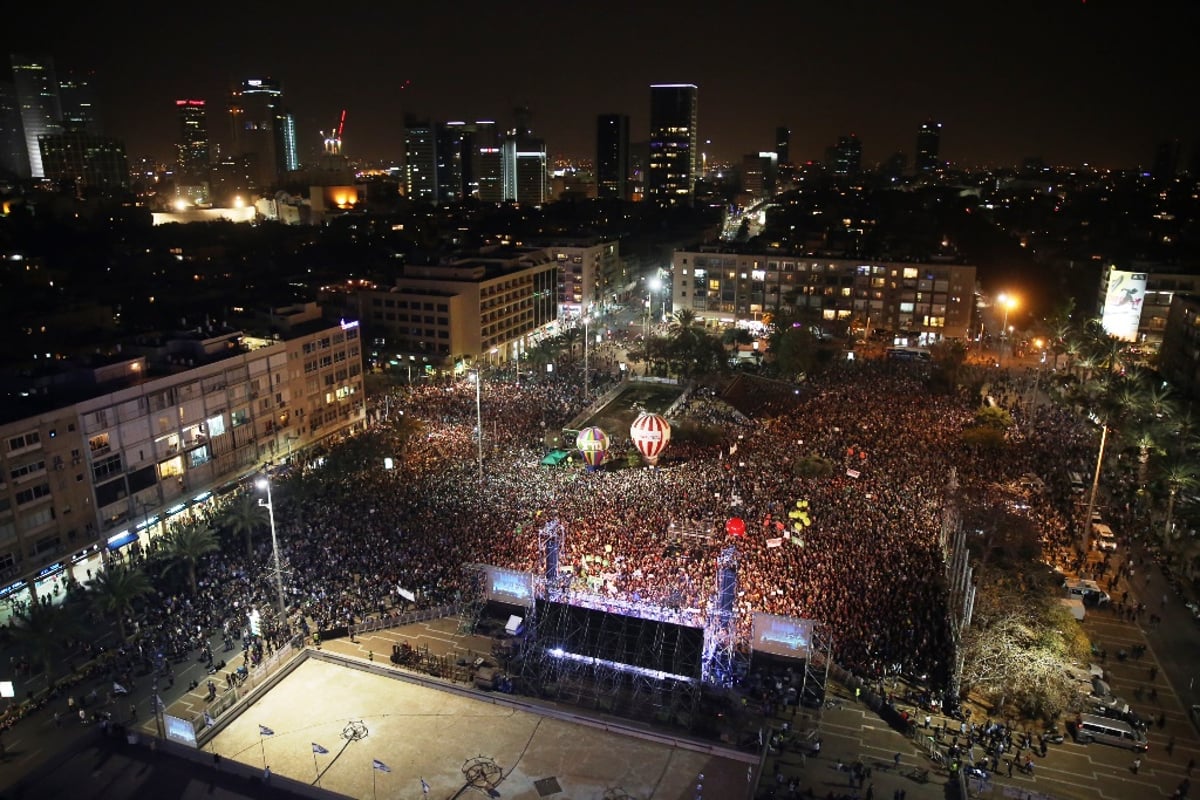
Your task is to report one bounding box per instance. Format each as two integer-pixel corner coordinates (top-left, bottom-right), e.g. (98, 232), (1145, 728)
(3, 1), (1197, 171)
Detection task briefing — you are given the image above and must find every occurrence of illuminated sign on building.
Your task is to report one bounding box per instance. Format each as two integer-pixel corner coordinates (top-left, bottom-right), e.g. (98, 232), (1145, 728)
(1100, 269), (1147, 342)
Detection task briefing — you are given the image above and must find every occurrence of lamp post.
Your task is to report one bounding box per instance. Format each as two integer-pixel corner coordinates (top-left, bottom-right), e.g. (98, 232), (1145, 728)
(470, 369), (483, 482)
(996, 293), (1018, 364)
(255, 474), (287, 620)
(583, 310), (592, 399)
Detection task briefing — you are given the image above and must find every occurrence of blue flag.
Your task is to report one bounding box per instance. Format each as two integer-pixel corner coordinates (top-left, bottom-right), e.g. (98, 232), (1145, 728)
(372, 759), (391, 773)
(259, 724), (274, 736)
(312, 742), (329, 754)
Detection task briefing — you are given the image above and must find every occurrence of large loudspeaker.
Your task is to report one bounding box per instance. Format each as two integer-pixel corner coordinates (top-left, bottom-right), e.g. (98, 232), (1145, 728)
(545, 538), (560, 582)
(717, 565), (737, 621)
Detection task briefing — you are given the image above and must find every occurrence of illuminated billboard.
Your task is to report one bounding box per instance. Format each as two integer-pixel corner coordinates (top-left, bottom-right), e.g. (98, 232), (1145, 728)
(1100, 269), (1147, 342)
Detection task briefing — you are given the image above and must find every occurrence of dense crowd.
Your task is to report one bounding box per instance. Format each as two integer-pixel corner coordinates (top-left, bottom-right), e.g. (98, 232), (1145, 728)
(258, 357), (1099, 689)
(4, 354), (1105, 728)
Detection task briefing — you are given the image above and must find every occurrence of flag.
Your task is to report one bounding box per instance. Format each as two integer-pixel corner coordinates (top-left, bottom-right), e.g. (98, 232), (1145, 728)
(259, 724), (275, 736)
(312, 742), (329, 754)
(397, 587), (416, 602)
(372, 759), (391, 773)
(203, 711), (215, 728)
(421, 777), (431, 794)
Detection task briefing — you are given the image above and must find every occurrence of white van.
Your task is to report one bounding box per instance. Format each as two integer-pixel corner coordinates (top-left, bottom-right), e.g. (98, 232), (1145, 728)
(1064, 579), (1111, 605)
(1092, 522), (1118, 551)
(1075, 713), (1148, 751)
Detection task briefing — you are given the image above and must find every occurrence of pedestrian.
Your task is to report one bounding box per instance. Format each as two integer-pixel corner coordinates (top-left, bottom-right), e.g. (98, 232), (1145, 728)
(1189, 757), (1196, 775)
(894, 752), (901, 769)
(1007, 759), (1014, 778)
(1168, 735), (1176, 756)
(924, 714), (931, 729)
(263, 765), (271, 784)
(1132, 757), (1141, 774)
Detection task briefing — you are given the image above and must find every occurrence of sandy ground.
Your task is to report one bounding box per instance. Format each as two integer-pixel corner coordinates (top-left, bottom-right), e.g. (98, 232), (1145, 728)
(210, 658), (751, 800)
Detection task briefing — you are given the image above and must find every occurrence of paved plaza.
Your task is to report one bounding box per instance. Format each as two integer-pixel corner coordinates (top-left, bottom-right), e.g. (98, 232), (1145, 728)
(209, 656), (752, 800)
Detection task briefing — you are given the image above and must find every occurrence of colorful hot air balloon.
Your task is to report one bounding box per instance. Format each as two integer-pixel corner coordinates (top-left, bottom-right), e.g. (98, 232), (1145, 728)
(576, 426), (611, 469)
(630, 412), (671, 465)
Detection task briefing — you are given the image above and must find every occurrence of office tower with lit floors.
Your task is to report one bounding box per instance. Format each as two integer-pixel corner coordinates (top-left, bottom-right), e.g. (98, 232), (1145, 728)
(596, 113), (630, 200)
(647, 83), (698, 206)
(915, 120), (941, 174)
(9, 53), (63, 179)
(229, 77), (295, 190)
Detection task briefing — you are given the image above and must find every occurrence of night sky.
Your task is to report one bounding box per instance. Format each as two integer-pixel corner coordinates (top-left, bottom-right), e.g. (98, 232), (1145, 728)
(6, 0), (1196, 170)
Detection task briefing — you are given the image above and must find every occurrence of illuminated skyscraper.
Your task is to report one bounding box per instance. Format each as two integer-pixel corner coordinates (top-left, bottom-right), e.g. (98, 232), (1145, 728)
(829, 134), (862, 177)
(596, 113), (630, 200)
(915, 120), (942, 173)
(10, 54), (63, 179)
(176, 99), (210, 175)
(647, 83), (698, 205)
(57, 68), (101, 135)
(229, 77), (295, 189)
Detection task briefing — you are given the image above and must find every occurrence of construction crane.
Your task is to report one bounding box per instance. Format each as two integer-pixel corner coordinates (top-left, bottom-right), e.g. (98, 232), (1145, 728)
(321, 110), (347, 156)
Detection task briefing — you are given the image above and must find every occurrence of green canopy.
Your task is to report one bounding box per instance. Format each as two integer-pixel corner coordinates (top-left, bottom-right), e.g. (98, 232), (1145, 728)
(540, 449), (572, 467)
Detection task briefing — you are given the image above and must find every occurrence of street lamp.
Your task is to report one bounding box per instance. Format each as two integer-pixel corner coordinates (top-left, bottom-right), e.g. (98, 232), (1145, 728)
(255, 474), (287, 620)
(469, 369), (483, 482)
(583, 309), (593, 399)
(650, 276), (664, 324)
(997, 293), (1018, 363)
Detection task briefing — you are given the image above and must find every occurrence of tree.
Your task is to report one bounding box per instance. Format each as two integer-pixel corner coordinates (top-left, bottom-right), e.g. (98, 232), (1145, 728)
(8, 601), (88, 681)
(88, 564), (155, 641)
(1159, 460), (1200, 546)
(223, 492), (268, 560)
(160, 520), (221, 593)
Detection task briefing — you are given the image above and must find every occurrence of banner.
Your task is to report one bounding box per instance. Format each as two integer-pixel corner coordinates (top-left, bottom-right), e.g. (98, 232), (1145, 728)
(766, 538), (783, 548)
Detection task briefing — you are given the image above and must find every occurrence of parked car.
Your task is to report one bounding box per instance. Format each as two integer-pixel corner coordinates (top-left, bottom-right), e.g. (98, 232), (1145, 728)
(1064, 579), (1111, 605)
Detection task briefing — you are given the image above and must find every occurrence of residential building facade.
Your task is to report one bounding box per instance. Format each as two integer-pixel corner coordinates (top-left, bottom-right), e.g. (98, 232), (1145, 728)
(670, 247), (976, 340)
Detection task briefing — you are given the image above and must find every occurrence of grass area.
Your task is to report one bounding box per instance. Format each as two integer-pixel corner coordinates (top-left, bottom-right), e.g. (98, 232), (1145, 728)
(578, 382), (685, 441)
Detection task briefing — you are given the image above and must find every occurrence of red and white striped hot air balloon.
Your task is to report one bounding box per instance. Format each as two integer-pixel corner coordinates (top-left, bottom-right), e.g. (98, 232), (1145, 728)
(630, 412), (671, 466)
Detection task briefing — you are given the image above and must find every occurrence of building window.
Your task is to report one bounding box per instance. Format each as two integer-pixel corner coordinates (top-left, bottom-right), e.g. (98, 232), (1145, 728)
(7, 432), (40, 452)
(92, 454), (123, 482)
(15, 483), (51, 506)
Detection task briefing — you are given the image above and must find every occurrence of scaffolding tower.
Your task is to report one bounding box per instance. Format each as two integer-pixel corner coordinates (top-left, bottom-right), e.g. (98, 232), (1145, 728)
(456, 564), (488, 634)
(703, 545), (740, 685)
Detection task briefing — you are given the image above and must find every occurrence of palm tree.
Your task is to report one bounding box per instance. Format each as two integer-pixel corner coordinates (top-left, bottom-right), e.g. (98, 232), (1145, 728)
(160, 520), (220, 593)
(223, 492), (268, 560)
(559, 326), (582, 361)
(1160, 460), (1200, 546)
(88, 564), (155, 641)
(8, 601), (89, 681)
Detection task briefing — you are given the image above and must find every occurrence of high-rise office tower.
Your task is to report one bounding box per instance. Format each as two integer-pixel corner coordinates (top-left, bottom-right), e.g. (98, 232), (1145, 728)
(829, 134), (862, 177)
(39, 128), (129, 192)
(0, 80), (26, 177)
(647, 83), (698, 205)
(741, 152), (778, 199)
(915, 120), (941, 173)
(176, 99), (210, 175)
(501, 107), (547, 205)
(10, 54), (63, 179)
(229, 77), (290, 189)
(1152, 138), (1181, 180)
(57, 68), (101, 135)
(403, 114), (437, 203)
(775, 126), (790, 166)
(596, 113), (630, 200)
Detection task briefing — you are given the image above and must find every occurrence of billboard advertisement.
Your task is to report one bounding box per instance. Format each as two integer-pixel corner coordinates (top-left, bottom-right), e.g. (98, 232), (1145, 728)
(1100, 269), (1147, 342)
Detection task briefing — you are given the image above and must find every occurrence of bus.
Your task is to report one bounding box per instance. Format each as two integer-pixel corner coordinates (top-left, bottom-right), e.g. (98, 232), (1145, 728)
(886, 346), (931, 362)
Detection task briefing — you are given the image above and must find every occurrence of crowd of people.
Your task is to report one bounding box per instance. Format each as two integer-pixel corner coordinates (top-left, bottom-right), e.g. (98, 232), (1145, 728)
(3, 352), (1106, 740)
(261, 356), (1099, 689)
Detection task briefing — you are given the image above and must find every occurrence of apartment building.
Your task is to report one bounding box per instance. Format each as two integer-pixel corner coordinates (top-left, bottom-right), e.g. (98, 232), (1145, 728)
(0, 304), (365, 609)
(671, 247), (976, 340)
